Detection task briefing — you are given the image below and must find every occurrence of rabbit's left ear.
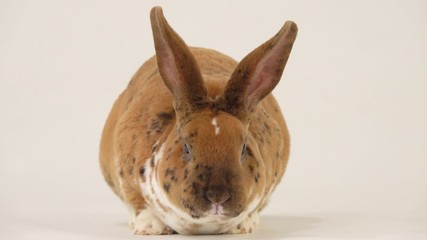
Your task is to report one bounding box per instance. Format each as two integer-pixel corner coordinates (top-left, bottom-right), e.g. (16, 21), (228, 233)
(223, 21), (298, 120)
(150, 7), (207, 116)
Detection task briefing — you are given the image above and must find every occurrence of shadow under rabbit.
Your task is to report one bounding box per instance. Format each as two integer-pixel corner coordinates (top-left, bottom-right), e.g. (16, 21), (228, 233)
(7, 213), (319, 239)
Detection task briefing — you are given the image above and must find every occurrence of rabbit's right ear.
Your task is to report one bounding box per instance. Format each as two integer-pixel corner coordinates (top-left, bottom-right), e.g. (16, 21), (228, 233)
(150, 7), (207, 118)
(223, 21), (298, 121)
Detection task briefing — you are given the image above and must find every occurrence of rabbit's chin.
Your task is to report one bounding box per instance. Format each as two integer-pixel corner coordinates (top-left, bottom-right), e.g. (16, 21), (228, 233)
(158, 195), (261, 234)
(170, 195), (261, 234)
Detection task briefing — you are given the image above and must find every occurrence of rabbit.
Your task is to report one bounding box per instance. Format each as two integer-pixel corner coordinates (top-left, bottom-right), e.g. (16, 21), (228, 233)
(99, 6), (297, 235)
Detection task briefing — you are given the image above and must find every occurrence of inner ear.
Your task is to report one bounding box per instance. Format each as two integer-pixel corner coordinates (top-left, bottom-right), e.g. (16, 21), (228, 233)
(247, 42), (290, 103)
(223, 21), (298, 119)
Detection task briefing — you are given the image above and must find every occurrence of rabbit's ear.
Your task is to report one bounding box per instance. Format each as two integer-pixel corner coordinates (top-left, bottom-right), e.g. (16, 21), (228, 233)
(223, 21), (298, 120)
(150, 7), (207, 116)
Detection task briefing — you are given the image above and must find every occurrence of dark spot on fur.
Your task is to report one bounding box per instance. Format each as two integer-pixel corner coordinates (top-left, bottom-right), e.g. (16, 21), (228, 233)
(276, 152), (280, 158)
(163, 183), (171, 193)
(184, 169), (189, 179)
(139, 166), (145, 176)
(197, 174), (205, 181)
(157, 112), (173, 121)
(132, 157), (136, 164)
(119, 169), (124, 177)
(192, 182), (200, 196)
(189, 130), (199, 138)
(165, 168), (176, 178)
(148, 111), (174, 135)
(171, 175), (178, 182)
(195, 164), (200, 170)
(248, 165), (254, 174)
(150, 156), (155, 168)
(254, 175), (259, 183)
(128, 166), (133, 175)
(237, 224), (241, 230)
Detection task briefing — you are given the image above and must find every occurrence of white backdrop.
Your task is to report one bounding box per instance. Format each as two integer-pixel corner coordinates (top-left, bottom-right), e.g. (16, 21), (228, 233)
(1, 0), (426, 239)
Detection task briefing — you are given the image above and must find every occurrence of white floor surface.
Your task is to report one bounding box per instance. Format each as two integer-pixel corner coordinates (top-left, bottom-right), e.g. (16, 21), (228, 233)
(1, 211), (426, 240)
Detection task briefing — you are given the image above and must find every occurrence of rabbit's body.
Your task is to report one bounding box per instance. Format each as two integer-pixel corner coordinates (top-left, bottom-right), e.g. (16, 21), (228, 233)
(100, 48), (290, 234)
(100, 7), (297, 235)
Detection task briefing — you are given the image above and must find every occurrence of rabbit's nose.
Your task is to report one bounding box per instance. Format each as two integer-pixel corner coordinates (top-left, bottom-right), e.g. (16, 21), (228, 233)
(206, 187), (231, 205)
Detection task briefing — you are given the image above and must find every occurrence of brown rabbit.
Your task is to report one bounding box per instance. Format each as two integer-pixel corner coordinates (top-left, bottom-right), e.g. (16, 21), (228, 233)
(100, 6), (297, 235)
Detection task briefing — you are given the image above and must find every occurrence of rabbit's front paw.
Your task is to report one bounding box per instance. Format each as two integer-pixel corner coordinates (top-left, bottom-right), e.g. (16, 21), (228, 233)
(228, 212), (259, 234)
(133, 208), (174, 235)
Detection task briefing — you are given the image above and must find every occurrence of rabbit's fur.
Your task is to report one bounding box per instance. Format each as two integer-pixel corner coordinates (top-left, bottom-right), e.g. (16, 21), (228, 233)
(100, 6), (297, 235)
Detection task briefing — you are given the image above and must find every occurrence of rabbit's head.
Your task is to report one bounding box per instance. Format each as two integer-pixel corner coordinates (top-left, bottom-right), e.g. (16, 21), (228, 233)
(146, 7), (297, 220)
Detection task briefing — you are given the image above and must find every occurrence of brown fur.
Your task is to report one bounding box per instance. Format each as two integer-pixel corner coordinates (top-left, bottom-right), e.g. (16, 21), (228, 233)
(99, 6), (297, 234)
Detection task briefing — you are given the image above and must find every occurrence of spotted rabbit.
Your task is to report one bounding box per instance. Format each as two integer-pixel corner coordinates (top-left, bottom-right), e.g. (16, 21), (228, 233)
(100, 6), (297, 235)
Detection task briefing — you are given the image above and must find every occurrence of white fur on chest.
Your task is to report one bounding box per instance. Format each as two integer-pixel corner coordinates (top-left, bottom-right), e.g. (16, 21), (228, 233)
(139, 142), (262, 234)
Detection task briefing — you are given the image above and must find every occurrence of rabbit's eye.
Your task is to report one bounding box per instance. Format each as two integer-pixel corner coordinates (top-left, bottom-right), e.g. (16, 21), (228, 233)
(183, 143), (190, 154)
(241, 143), (247, 161)
(183, 143), (192, 161)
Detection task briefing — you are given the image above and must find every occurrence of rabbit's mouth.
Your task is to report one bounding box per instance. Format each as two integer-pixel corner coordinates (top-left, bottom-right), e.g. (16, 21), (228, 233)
(181, 199), (243, 220)
(209, 203), (225, 216)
